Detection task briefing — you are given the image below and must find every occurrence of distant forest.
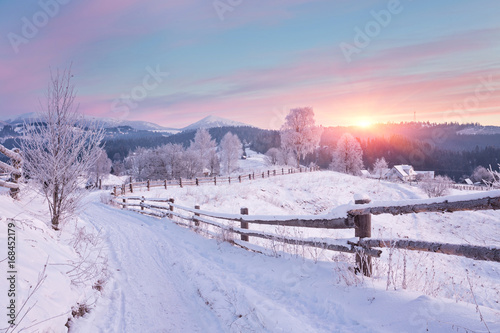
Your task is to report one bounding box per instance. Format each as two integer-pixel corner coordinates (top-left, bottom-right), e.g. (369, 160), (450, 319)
(1, 122), (499, 181)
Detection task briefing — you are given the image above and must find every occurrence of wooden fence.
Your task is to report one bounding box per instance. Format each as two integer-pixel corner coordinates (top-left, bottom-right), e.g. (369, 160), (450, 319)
(114, 190), (500, 276)
(0, 144), (22, 198)
(113, 166), (320, 196)
(450, 184), (492, 191)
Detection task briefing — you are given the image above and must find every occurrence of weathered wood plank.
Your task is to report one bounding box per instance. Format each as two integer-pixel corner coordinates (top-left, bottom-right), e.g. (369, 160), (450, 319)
(0, 161), (21, 176)
(359, 238), (500, 263)
(0, 144), (22, 162)
(348, 196), (500, 216)
(0, 179), (19, 189)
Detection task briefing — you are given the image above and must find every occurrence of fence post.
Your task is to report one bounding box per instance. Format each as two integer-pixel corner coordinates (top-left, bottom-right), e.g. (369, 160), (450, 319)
(229, 176), (231, 184)
(196, 178), (199, 186)
(249, 174), (251, 180)
(147, 180), (150, 191)
(214, 176), (217, 185)
(354, 194), (372, 277)
(273, 170), (276, 176)
(141, 196), (145, 211)
(122, 198), (127, 209)
(238, 175), (242, 183)
(113, 186), (117, 196)
(194, 205), (200, 227)
(164, 180), (167, 189)
(169, 198), (174, 218)
(282, 168), (284, 175)
(262, 172), (265, 178)
(179, 178), (183, 188)
(122, 184), (126, 195)
(252, 172), (255, 180)
(99, 179), (102, 190)
(240, 207), (249, 242)
(129, 182), (134, 193)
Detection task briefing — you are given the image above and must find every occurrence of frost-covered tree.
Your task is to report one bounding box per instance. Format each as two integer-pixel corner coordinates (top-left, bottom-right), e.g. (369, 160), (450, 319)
(265, 147), (280, 166)
(158, 143), (184, 180)
(189, 128), (217, 173)
(471, 166), (494, 184)
(372, 157), (388, 180)
(21, 68), (104, 230)
(419, 175), (453, 198)
(487, 164), (500, 188)
(90, 148), (112, 186)
(330, 133), (363, 175)
(219, 132), (242, 174)
(280, 107), (322, 168)
(182, 148), (201, 179)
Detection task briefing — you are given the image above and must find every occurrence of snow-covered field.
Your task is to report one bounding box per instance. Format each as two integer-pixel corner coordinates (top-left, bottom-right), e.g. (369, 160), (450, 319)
(1, 169), (499, 332)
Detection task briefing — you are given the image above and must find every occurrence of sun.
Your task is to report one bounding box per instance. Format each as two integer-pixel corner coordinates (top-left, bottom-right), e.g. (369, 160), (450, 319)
(356, 120), (372, 128)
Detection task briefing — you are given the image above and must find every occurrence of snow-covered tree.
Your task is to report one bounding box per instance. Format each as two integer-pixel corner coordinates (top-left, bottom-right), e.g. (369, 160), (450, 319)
(265, 147), (280, 166)
(158, 143), (184, 180)
(487, 164), (500, 188)
(21, 68), (104, 230)
(219, 132), (242, 174)
(280, 107), (322, 168)
(471, 166), (494, 184)
(189, 128), (217, 173)
(330, 133), (363, 175)
(90, 148), (112, 186)
(372, 157), (388, 180)
(419, 175), (453, 198)
(182, 148), (202, 179)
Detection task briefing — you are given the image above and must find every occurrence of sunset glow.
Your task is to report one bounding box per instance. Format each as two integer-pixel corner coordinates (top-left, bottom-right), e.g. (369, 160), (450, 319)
(0, 1), (499, 127)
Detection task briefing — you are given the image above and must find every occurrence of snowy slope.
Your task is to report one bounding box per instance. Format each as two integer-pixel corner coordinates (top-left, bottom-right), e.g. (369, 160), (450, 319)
(72, 184), (500, 332)
(181, 115), (250, 132)
(0, 189), (106, 332)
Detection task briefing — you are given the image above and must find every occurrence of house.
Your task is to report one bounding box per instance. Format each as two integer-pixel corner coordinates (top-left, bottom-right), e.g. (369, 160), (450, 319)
(385, 165), (417, 182)
(360, 170), (371, 178)
(464, 178), (473, 185)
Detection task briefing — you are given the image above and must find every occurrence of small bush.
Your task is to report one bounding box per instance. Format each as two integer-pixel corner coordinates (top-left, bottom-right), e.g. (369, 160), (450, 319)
(419, 175), (453, 198)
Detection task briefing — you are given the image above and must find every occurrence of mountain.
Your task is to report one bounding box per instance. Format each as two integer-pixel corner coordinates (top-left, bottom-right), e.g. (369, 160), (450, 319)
(0, 113), (179, 134)
(180, 115), (250, 132)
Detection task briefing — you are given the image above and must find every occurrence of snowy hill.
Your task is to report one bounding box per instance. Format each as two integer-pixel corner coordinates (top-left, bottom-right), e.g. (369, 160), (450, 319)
(2, 172), (500, 332)
(181, 115), (250, 132)
(457, 125), (500, 135)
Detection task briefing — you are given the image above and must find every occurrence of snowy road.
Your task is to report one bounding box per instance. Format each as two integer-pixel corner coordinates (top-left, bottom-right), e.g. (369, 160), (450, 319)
(71, 193), (500, 333)
(75, 198), (224, 332)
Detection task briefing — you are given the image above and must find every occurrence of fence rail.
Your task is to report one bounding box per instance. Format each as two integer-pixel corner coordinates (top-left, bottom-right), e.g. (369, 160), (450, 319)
(0, 144), (22, 197)
(114, 190), (500, 276)
(113, 166), (319, 196)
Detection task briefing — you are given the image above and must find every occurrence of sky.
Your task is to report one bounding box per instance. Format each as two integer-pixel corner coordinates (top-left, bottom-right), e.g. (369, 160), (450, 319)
(0, 0), (499, 129)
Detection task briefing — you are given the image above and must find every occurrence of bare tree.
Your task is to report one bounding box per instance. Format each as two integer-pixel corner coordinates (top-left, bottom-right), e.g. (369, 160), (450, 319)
(372, 157), (388, 180)
(280, 107), (322, 168)
(21, 68), (104, 230)
(219, 132), (242, 175)
(330, 133), (363, 175)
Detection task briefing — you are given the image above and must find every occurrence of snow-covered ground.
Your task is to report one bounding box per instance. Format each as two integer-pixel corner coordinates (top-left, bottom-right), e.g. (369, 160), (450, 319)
(1, 170), (499, 332)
